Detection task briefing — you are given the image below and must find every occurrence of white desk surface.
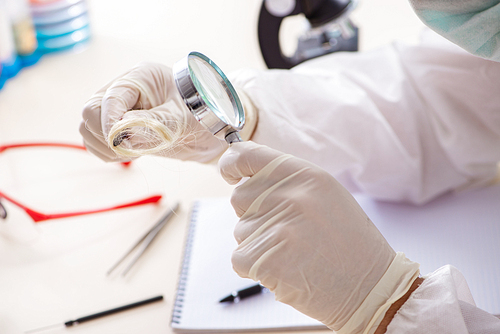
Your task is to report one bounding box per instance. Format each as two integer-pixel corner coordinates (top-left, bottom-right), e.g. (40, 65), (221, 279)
(0, 1), (425, 333)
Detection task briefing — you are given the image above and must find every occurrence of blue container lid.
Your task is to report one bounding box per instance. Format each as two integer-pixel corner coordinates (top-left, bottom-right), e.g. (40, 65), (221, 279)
(0, 69), (6, 90)
(36, 14), (89, 38)
(0, 56), (22, 79)
(20, 51), (43, 67)
(32, 1), (87, 26)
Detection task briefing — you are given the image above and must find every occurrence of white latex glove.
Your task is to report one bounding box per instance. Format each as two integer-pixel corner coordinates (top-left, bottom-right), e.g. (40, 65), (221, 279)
(219, 141), (420, 333)
(80, 62), (257, 163)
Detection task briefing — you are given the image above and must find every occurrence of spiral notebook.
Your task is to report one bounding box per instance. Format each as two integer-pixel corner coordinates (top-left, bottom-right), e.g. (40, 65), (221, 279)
(171, 185), (500, 333)
(170, 198), (326, 333)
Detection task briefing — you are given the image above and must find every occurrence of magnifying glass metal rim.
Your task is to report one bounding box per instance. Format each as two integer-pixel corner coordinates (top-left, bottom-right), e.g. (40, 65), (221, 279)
(173, 51), (245, 144)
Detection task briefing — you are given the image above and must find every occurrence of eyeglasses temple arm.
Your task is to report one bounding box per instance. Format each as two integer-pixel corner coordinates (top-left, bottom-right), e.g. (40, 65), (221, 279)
(25, 195), (163, 222)
(0, 143), (87, 153)
(0, 143), (132, 168)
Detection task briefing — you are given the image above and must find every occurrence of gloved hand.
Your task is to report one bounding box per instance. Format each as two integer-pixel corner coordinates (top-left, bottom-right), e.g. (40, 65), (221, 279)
(80, 62), (257, 163)
(219, 141), (420, 333)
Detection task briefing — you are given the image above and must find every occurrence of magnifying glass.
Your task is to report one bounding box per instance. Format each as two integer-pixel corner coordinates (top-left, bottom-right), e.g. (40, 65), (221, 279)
(172, 51), (245, 144)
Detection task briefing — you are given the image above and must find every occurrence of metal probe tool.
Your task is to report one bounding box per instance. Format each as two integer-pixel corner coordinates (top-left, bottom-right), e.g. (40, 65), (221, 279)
(108, 202), (180, 276)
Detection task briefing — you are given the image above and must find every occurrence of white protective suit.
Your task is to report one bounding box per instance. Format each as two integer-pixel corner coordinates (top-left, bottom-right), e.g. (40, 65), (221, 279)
(225, 30), (500, 333)
(229, 29), (500, 205)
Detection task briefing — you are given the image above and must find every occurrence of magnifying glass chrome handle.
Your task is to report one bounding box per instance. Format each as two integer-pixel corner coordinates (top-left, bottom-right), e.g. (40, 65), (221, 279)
(225, 131), (243, 144)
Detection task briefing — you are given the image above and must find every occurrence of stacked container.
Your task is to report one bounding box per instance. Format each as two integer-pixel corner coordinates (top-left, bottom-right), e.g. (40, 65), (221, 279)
(0, 0), (19, 89)
(30, 0), (90, 54)
(9, 0), (40, 66)
(0, 0), (38, 89)
(0, 0), (90, 90)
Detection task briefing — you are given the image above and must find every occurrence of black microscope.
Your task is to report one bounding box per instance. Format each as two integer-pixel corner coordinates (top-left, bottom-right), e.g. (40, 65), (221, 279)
(258, 0), (359, 69)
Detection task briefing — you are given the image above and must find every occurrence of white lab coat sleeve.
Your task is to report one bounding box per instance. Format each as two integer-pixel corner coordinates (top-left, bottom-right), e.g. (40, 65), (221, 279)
(387, 265), (500, 333)
(229, 29), (500, 204)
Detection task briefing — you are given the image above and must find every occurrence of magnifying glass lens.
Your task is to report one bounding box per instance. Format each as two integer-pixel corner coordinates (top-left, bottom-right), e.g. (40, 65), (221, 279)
(174, 51), (245, 144)
(187, 56), (238, 127)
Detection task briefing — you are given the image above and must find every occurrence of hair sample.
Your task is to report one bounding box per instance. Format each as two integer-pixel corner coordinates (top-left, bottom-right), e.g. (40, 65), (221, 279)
(107, 113), (185, 158)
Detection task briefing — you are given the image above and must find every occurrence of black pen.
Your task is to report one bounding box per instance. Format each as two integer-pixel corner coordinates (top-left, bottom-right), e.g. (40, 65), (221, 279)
(25, 295), (164, 333)
(219, 283), (268, 303)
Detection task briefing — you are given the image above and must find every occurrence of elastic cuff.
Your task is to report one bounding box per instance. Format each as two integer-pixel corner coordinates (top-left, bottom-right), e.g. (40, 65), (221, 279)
(236, 88), (259, 141)
(337, 252), (420, 334)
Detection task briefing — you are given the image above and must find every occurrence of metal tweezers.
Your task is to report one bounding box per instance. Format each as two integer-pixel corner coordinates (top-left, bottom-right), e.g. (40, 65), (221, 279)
(107, 202), (179, 276)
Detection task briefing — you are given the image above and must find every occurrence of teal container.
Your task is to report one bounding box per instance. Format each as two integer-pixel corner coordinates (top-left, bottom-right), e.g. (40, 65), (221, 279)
(30, 0), (90, 54)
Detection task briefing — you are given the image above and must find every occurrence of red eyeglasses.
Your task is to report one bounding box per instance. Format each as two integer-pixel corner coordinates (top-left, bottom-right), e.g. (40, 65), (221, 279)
(0, 142), (162, 222)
